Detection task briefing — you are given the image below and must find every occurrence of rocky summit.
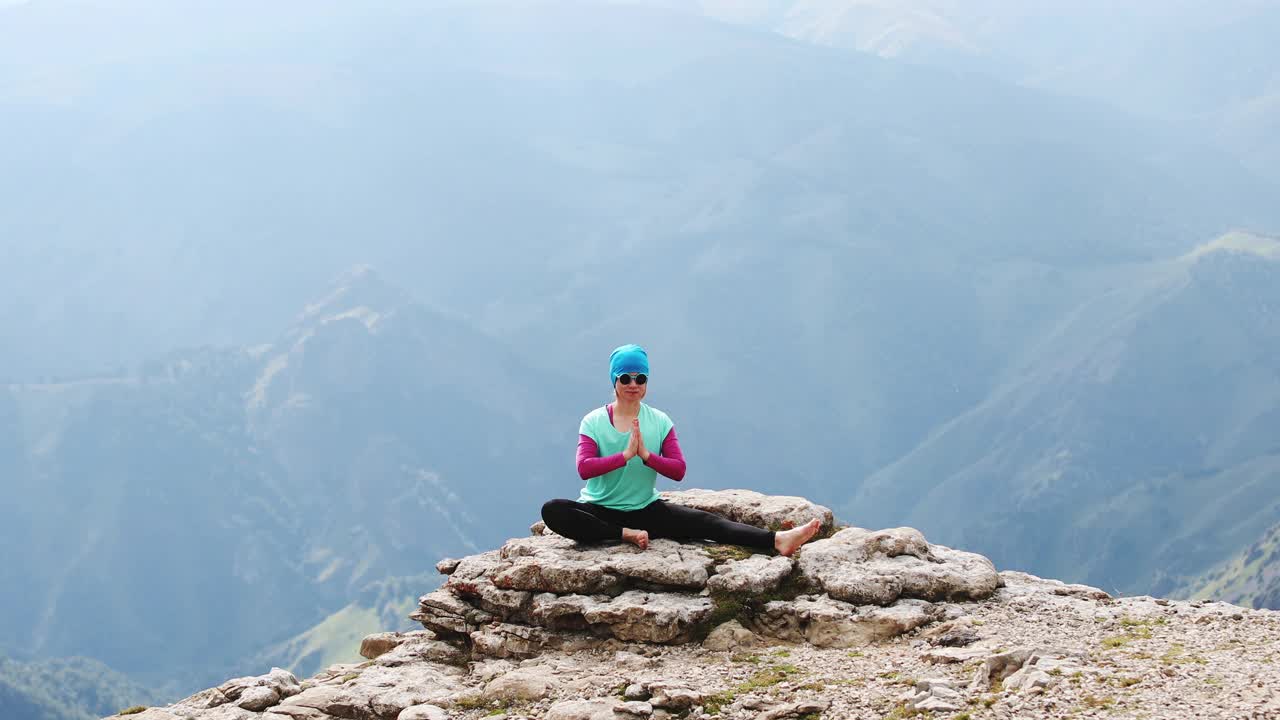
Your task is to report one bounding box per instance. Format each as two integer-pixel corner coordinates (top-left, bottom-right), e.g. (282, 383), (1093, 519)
(107, 490), (1280, 720)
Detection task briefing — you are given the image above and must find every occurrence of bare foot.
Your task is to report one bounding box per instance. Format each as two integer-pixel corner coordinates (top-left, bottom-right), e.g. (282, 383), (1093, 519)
(621, 527), (649, 551)
(774, 518), (822, 557)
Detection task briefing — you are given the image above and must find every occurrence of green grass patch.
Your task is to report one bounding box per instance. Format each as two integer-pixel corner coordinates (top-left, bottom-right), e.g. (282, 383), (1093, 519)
(1101, 635), (1131, 649)
(882, 702), (924, 719)
(702, 573), (811, 639)
(731, 652), (762, 664)
(118, 708), (147, 717)
(797, 681), (826, 691)
(847, 650), (864, 658)
(1161, 644), (1208, 665)
(453, 694), (492, 710)
(1081, 695), (1115, 709)
(705, 544), (755, 563)
(702, 662), (806, 714)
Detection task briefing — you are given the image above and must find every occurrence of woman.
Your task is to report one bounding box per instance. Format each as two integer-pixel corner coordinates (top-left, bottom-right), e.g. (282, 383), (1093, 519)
(541, 344), (821, 556)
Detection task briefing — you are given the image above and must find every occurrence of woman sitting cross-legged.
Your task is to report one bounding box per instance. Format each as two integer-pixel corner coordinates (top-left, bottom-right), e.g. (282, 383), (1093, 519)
(540, 343), (821, 556)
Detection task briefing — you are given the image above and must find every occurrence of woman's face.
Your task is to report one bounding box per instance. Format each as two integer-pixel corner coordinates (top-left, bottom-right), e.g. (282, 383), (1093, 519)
(614, 373), (647, 402)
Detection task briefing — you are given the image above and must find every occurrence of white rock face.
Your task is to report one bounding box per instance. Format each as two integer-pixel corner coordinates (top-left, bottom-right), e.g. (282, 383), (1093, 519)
(797, 527), (1001, 605)
(660, 489), (834, 532)
(409, 491), (999, 659)
(750, 595), (940, 647)
(130, 494), (1280, 720)
(483, 666), (559, 701)
(702, 619), (764, 651)
(706, 555), (794, 594)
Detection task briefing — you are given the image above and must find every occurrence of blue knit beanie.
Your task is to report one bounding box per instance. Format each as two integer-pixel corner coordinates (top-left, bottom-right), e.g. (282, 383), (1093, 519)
(609, 344), (649, 385)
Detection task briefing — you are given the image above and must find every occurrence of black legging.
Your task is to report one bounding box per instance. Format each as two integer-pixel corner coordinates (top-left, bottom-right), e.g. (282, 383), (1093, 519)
(541, 498), (775, 549)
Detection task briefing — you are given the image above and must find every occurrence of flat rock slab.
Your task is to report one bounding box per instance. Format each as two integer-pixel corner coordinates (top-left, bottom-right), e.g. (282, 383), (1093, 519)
(707, 554), (794, 594)
(751, 594), (940, 647)
(798, 527), (1000, 605)
(529, 590), (715, 642)
(661, 489), (834, 532)
(411, 493), (1001, 658)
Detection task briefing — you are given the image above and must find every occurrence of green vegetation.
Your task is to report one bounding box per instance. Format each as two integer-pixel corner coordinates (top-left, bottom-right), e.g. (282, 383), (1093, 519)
(704, 544), (755, 563)
(702, 661), (806, 714)
(1180, 521), (1280, 609)
(1081, 695), (1116, 709)
(882, 702), (924, 719)
(703, 572), (811, 638)
(263, 603), (387, 678)
(1160, 644), (1209, 665)
(0, 656), (161, 720)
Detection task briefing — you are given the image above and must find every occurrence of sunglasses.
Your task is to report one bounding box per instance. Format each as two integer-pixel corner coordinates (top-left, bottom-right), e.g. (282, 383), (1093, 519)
(617, 373), (648, 385)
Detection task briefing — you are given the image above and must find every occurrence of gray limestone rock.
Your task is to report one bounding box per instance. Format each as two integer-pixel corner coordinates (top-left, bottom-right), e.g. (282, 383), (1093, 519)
(170, 667), (301, 715)
(997, 571), (1110, 601)
(706, 555), (794, 594)
(646, 683), (704, 710)
(413, 589), (495, 636)
(900, 678), (963, 713)
(798, 527), (999, 605)
(615, 701), (653, 717)
(483, 666), (559, 702)
(411, 493), (1000, 658)
(375, 632), (467, 667)
(494, 536), (712, 593)
(703, 619), (764, 651)
(399, 705), (451, 720)
(753, 700), (831, 720)
(751, 594), (939, 647)
(526, 590), (715, 643)
(544, 699), (624, 720)
(470, 622), (607, 658)
(360, 631), (405, 660)
(661, 489), (833, 532)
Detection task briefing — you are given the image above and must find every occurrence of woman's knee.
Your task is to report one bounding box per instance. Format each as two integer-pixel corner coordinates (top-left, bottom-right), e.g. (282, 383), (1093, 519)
(541, 498), (575, 525)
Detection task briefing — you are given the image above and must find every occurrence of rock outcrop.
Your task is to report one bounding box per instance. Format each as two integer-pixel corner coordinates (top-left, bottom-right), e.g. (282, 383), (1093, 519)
(105, 490), (1280, 720)
(413, 490), (999, 658)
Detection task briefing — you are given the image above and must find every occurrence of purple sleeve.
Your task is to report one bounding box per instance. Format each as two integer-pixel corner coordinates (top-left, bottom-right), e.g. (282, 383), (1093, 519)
(644, 427), (686, 481)
(577, 434), (628, 480)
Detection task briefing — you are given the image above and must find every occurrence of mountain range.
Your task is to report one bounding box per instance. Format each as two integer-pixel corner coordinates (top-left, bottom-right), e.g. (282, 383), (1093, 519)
(1, 1), (1278, 718)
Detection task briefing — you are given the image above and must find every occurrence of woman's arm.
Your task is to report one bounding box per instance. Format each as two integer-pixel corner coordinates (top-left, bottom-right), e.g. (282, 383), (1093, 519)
(576, 435), (628, 480)
(643, 427), (686, 481)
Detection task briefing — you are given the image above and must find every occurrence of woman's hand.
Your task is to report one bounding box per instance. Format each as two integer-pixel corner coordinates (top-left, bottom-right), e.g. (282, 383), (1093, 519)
(634, 418), (650, 462)
(623, 421), (640, 461)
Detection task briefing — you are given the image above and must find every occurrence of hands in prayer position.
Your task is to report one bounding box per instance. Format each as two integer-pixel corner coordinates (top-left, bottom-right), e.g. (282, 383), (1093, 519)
(622, 418), (650, 462)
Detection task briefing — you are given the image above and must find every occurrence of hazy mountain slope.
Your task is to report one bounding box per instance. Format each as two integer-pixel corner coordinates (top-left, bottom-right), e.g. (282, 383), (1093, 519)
(848, 233), (1280, 594)
(0, 268), (573, 692)
(253, 574), (430, 680)
(659, 0), (1280, 182)
(1182, 520), (1280, 610)
(0, 0), (1274, 379)
(0, 655), (160, 720)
